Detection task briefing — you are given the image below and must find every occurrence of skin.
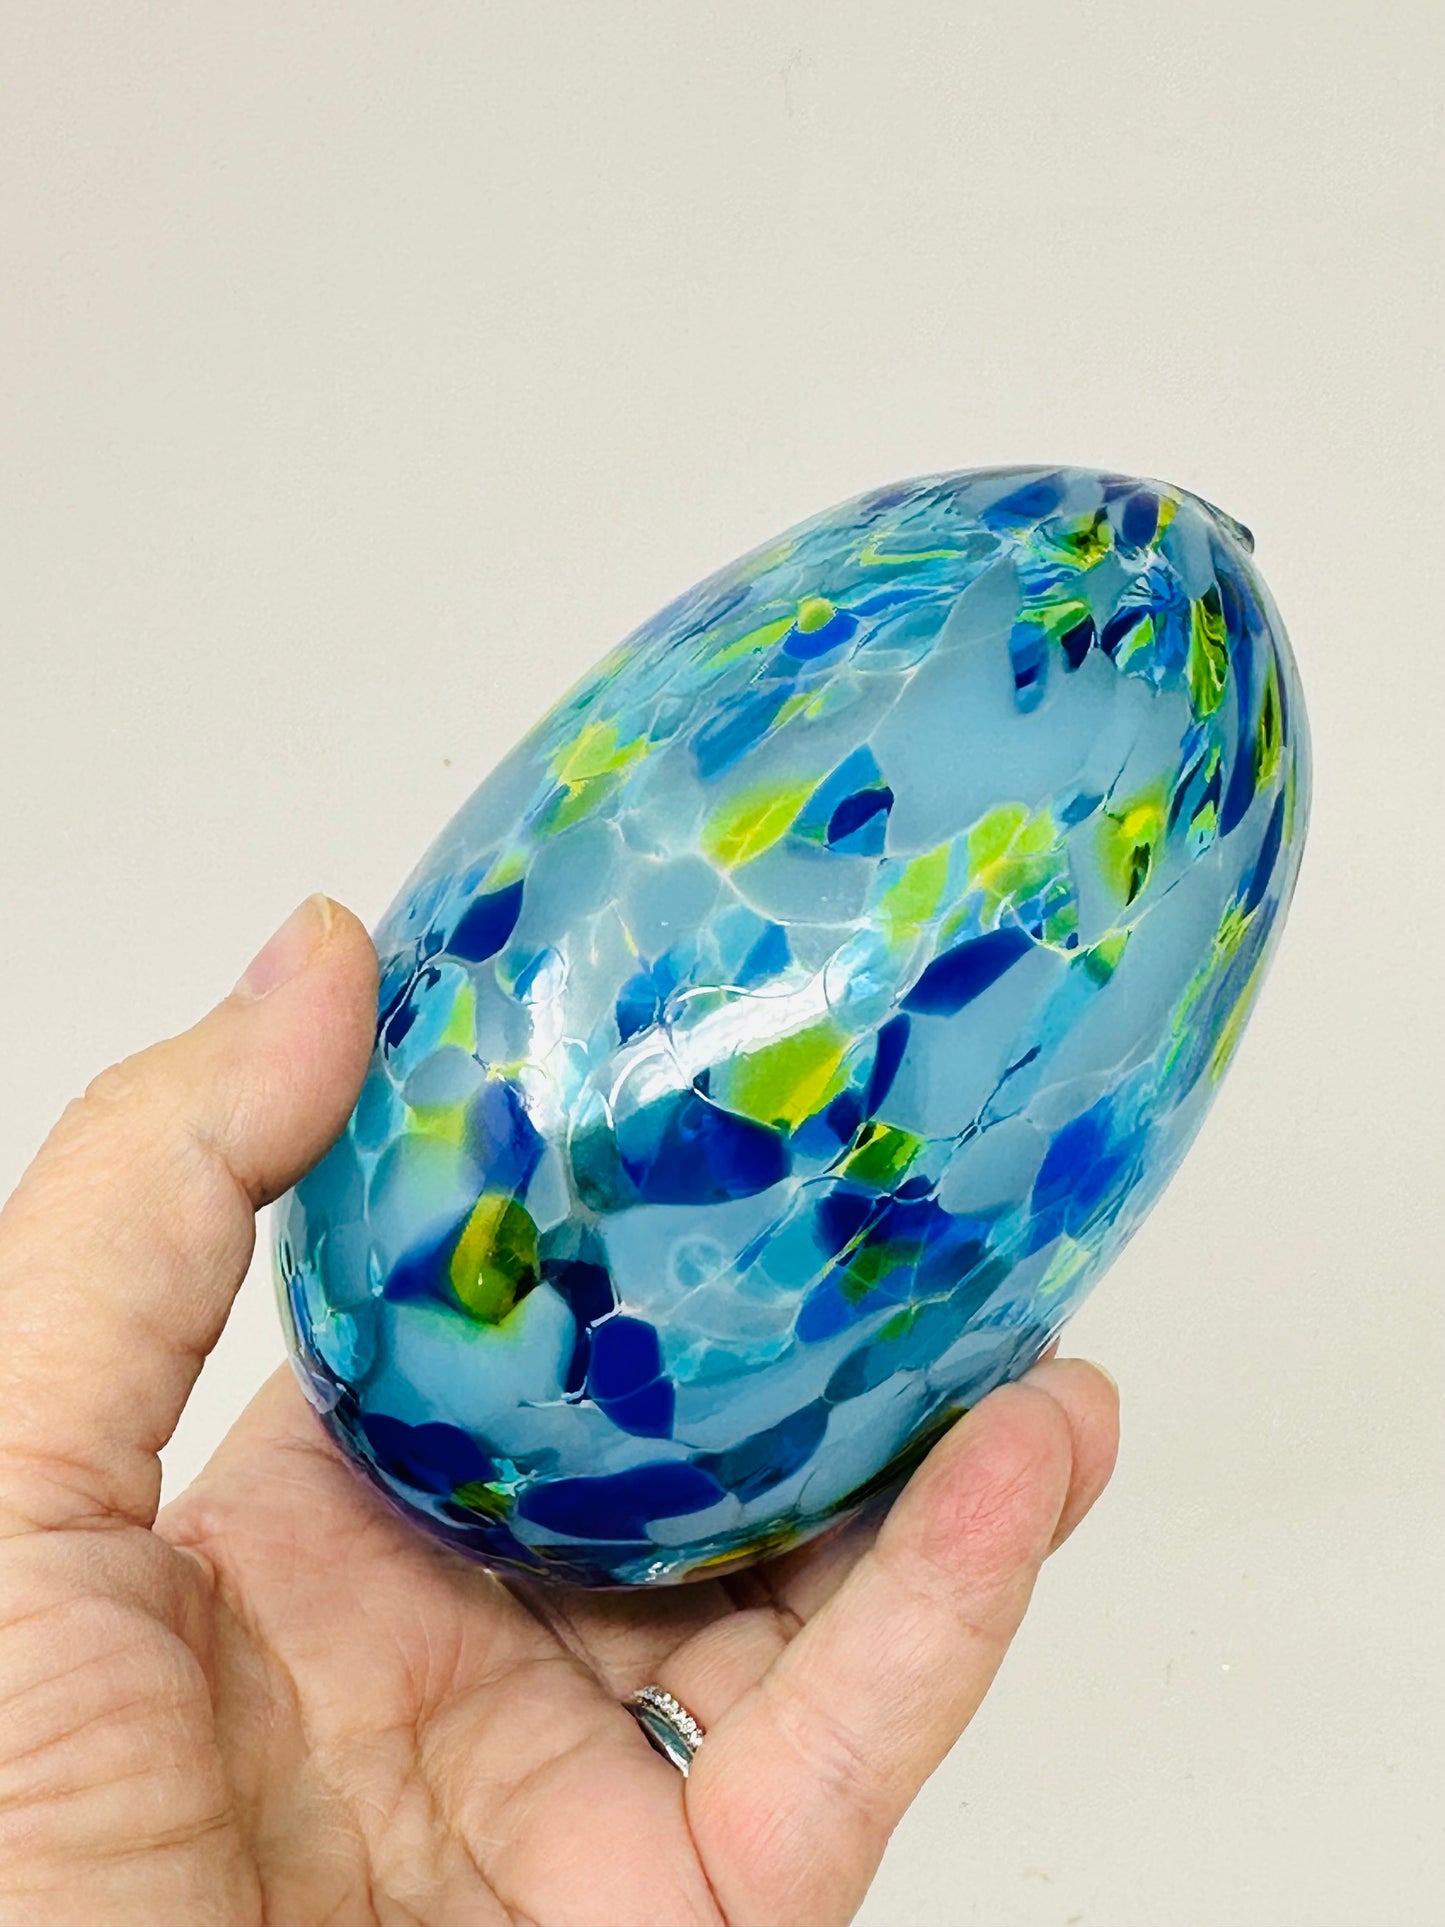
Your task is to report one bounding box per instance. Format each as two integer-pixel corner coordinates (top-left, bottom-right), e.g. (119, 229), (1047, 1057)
(0, 896), (1119, 1927)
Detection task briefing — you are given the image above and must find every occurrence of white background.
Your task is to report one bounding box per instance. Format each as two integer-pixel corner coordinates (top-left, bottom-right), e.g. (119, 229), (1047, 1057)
(2, 5), (1442, 1922)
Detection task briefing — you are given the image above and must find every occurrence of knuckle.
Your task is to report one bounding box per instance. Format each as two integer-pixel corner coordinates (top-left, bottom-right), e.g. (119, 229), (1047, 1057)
(770, 1670), (887, 1820)
(80, 1055), (144, 1111)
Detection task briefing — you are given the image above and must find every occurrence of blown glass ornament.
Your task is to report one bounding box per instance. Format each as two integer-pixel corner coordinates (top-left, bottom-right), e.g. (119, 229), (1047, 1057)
(277, 466), (1310, 1586)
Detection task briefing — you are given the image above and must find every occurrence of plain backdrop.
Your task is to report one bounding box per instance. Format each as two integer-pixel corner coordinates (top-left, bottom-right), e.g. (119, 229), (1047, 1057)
(2, 5), (1442, 1923)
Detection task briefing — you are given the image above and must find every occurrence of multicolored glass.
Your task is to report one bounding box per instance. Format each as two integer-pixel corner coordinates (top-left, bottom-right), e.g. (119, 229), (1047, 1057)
(277, 466), (1310, 1586)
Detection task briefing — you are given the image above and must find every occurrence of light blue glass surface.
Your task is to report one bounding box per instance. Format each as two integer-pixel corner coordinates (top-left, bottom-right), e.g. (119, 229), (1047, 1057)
(277, 467), (1310, 1586)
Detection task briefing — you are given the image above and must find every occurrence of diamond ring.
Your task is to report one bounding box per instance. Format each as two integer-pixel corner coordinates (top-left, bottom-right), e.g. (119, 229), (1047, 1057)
(624, 1685), (706, 1777)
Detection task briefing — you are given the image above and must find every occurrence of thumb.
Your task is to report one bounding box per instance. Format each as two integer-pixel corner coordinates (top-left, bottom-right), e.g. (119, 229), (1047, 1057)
(0, 895), (377, 1533)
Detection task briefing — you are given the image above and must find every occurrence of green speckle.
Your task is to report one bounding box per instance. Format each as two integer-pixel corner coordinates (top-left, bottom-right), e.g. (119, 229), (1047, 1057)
(1054, 509), (1113, 568)
(841, 1238), (922, 1303)
(536, 770), (623, 834)
(702, 778), (814, 868)
(838, 1119), (924, 1187)
(451, 1479), (512, 1520)
(879, 1303), (923, 1343)
(796, 595), (837, 633)
(968, 803), (1057, 899)
(1081, 928), (1130, 985)
(858, 534), (969, 568)
(1255, 653), (1283, 789)
(440, 980), (477, 1051)
(449, 1193), (539, 1324)
(535, 721), (650, 835)
(1187, 586), (1229, 718)
(708, 613), (795, 669)
(1038, 1236), (1090, 1299)
(1112, 611), (1157, 669)
(718, 1022), (851, 1131)
(964, 803), (1076, 946)
(1098, 785), (1168, 905)
(1208, 951), (1268, 1081)
(877, 846), (951, 944)
(1025, 596), (1093, 641)
(551, 719), (648, 785)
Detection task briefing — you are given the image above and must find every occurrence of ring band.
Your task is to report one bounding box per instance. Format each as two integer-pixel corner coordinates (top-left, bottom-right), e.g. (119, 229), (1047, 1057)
(624, 1685), (706, 1777)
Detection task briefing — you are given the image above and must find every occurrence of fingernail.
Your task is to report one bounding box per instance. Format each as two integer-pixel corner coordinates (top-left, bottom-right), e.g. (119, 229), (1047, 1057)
(234, 895), (334, 1000)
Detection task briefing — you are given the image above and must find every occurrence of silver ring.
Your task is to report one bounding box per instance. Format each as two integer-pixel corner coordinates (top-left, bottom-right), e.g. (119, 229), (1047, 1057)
(624, 1685), (706, 1777)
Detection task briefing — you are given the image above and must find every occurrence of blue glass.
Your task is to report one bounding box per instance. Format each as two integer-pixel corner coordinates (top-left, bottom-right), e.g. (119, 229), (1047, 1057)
(277, 467), (1310, 1586)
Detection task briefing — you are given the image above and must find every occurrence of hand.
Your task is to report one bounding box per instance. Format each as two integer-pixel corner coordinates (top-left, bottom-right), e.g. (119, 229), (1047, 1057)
(0, 896), (1119, 1927)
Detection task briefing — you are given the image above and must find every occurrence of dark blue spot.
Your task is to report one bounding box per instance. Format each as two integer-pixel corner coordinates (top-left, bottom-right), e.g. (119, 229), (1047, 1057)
(1121, 490), (1159, 547)
(587, 1316), (662, 1401)
(376, 950), (416, 1024)
(1219, 636), (1260, 838)
(740, 921), (791, 983)
(1002, 1043), (1042, 1080)
(1061, 613), (1096, 670)
(696, 1401), (828, 1501)
(562, 1327), (591, 1397)
(544, 1257), (615, 1328)
(1241, 791), (1286, 913)
(871, 1191), (948, 1248)
(791, 1107), (849, 1160)
(516, 1461), (725, 1540)
(1101, 606), (1147, 659)
(448, 880), (524, 964)
(826, 786), (893, 853)
(865, 1014), (910, 1115)
(815, 1186), (875, 1256)
(1030, 1101), (1140, 1237)
(1212, 538), (1262, 637)
(831, 1083), (868, 1135)
(797, 1276), (858, 1343)
(1033, 1106), (1110, 1206)
(826, 1334), (908, 1403)
(857, 480), (919, 515)
(359, 1414), (497, 1495)
(1009, 623), (1048, 710)
(378, 959), (442, 1051)
(1168, 748), (1210, 831)
(616, 969), (661, 1041)
(983, 475), (1066, 524)
(903, 927), (1035, 1017)
(467, 1077), (544, 1196)
(619, 1092), (789, 1204)
(1061, 791), (1103, 826)
(783, 607), (859, 660)
(598, 1378), (675, 1439)
(383, 1221), (467, 1306)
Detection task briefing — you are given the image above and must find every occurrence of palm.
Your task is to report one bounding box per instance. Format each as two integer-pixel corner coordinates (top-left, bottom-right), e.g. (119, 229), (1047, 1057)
(0, 902), (1117, 1926)
(159, 1371), (744, 1927)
